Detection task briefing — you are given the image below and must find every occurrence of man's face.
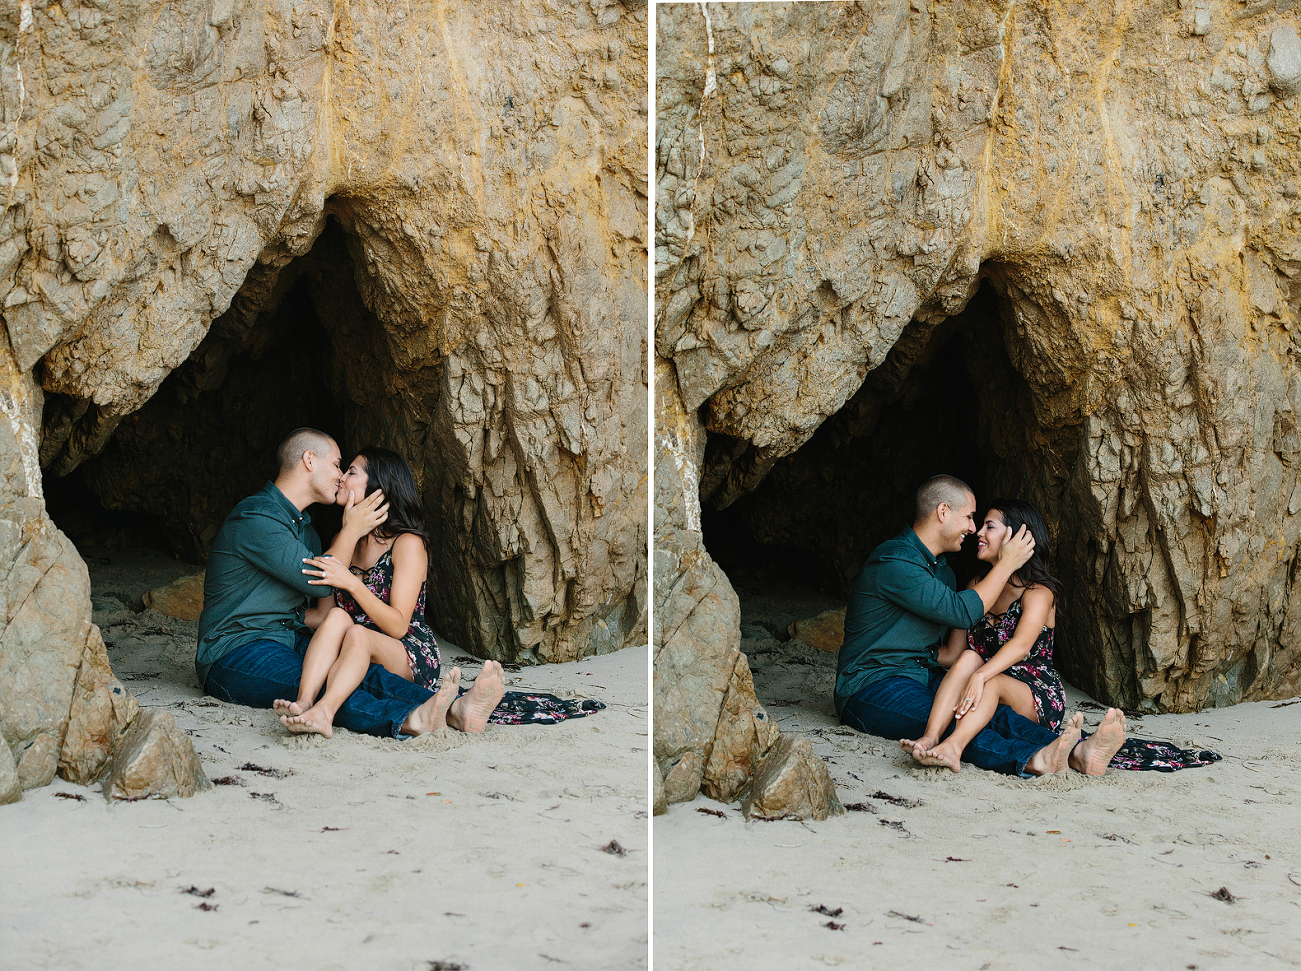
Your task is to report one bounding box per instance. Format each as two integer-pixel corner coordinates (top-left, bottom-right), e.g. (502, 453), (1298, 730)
(308, 440), (344, 504)
(938, 493), (978, 553)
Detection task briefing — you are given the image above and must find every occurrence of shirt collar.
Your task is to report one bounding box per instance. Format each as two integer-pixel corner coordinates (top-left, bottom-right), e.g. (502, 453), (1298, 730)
(264, 481), (313, 528)
(905, 527), (943, 569)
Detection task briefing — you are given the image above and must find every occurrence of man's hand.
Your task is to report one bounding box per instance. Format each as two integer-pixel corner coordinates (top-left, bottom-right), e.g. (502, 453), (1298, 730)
(996, 524), (1035, 571)
(341, 488), (388, 536)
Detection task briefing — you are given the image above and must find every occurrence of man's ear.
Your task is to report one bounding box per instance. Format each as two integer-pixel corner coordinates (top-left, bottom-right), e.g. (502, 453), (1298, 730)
(302, 449), (315, 472)
(935, 502), (949, 523)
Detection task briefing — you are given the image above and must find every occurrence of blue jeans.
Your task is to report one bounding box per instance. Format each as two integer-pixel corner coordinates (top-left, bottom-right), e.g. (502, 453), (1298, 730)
(203, 630), (433, 738)
(840, 669), (1061, 777)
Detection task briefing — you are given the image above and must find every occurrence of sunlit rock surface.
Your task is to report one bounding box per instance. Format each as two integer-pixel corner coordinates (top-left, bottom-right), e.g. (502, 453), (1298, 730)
(0, 0), (647, 797)
(656, 1), (1301, 805)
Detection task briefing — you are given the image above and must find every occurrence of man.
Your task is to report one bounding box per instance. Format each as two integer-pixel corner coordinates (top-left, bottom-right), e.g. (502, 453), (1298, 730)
(197, 427), (505, 737)
(836, 474), (1126, 776)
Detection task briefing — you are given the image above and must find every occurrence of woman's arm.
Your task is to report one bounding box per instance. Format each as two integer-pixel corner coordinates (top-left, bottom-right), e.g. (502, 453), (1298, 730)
(955, 585), (1054, 717)
(936, 580), (977, 667)
(304, 533), (428, 639)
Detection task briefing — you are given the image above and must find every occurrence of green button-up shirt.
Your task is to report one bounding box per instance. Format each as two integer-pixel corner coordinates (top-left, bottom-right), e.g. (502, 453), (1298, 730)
(195, 482), (323, 686)
(834, 527), (985, 717)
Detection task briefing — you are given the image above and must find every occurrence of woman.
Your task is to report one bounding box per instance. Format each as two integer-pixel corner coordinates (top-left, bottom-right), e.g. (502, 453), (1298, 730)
(274, 447), (500, 737)
(905, 499), (1075, 772)
(907, 499), (1220, 774)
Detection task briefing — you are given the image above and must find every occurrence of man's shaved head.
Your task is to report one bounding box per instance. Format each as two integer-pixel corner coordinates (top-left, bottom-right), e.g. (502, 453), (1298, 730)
(914, 474), (974, 523)
(277, 427), (336, 475)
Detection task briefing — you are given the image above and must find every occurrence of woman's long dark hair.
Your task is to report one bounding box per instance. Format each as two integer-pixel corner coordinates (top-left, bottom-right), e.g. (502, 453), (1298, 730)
(356, 446), (430, 553)
(981, 498), (1062, 605)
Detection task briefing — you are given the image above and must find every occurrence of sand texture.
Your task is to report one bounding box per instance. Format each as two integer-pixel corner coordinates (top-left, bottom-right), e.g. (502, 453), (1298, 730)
(1, 549), (649, 969)
(655, 581), (1301, 970)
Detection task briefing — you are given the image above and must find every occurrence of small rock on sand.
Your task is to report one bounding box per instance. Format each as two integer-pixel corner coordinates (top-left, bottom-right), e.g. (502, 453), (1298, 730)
(787, 608), (846, 653)
(742, 734), (844, 821)
(142, 573), (205, 620)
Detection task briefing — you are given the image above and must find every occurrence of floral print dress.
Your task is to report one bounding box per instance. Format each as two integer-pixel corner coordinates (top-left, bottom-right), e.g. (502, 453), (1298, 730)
(967, 595), (1067, 731)
(334, 543), (606, 726)
(967, 594), (1219, 772)
(335, 546), (442, 690)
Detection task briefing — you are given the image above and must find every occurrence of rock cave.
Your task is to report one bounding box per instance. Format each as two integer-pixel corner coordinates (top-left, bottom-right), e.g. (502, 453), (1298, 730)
(0, 0), (648, 803)
(656, 1), (1301, 814)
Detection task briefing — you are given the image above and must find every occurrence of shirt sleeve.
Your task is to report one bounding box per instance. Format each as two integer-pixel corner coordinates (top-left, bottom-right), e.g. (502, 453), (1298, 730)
(875, 557), (985, 628)
(236, 511), (320, 597)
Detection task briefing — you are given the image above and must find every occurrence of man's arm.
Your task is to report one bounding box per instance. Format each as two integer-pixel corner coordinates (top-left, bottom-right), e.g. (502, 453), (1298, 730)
(876, 560), (985, 629)
(238, 514), (323, 597)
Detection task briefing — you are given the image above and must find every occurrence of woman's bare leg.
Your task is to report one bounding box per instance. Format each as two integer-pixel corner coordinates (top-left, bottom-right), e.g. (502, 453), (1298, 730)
(282, 624), (413, 738)
(912, 674), (1039, 772)
(274, 607), (352, 717)
(901, 651), (983, 759)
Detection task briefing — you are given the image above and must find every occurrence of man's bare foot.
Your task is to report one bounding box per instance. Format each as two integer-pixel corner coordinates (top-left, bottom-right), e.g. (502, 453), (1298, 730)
(1025, 713), (1084, 776)
(400, 667), (462, 735)
(273, 698), (306, 717)
(280, 703), (336, 738)
(1069, 708), (1127, 776)
(447, 661), (506, 733)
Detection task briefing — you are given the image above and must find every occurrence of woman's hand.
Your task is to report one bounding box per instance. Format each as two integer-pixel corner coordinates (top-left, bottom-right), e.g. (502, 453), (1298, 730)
(302, 554), (359, 594)
(341, 488), (388, 538)
(954, 671), (988, 719)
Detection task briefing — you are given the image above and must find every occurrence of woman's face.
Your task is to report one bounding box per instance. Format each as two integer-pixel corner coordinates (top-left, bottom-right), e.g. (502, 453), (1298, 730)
(975, 510), (1009, 562)
(337, 455), (370, 505)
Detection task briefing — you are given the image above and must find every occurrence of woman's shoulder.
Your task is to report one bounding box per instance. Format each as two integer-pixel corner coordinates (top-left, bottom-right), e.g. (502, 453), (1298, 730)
(390, 532), (428, 560)
(1018, 583), (1056, 606)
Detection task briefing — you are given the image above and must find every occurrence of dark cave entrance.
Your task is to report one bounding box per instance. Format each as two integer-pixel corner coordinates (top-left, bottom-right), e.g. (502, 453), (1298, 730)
(43, 225), (354, 566)
(699, 280), (1090, 682)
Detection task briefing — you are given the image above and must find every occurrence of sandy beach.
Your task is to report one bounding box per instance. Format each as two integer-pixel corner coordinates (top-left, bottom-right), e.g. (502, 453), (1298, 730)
(1, 548), (649, 970)
(654, 572), (1301, 970)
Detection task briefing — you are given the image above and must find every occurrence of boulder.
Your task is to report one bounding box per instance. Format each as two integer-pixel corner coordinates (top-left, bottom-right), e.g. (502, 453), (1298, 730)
(0, 734), (19, 805)
(141, 574), (205, 622)
(0, 519), (91, 790)
(652, 760), (668, 816)
(741, 734), (844, 822)
(787, 609), (847, 654)
(58, 625), (140, 785)
(101, 709), (212, 802)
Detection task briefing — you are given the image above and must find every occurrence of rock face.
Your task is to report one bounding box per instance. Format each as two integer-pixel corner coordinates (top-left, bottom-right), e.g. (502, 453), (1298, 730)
(59, 625), (139, 786)
(656, 2), (1301, 805)
(0, 1), (647, 799)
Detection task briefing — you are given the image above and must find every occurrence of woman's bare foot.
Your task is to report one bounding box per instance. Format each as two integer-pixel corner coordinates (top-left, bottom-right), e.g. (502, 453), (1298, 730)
(280, 703), (336, 738)
(273, 698), (306, 717)
(447, 661), (506, 733)
(1069, 708), (1127, 775)
(913, 740), (961, 772)
(400, 667), (462, 735)
(1025, 713), (1084, 776)
(899, 735), (940, 760)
